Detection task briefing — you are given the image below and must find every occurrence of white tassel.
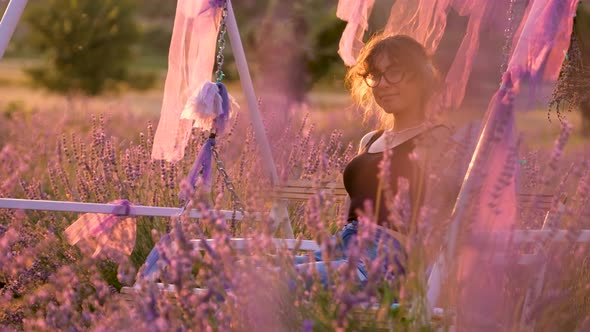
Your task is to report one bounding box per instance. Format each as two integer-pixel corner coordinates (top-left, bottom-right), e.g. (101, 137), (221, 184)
(181, 81), (225, 130)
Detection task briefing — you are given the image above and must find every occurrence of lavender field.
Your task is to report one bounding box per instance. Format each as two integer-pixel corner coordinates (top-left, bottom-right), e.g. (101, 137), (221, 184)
(2, 0), (590, 328)
(0, 82), (589, 330)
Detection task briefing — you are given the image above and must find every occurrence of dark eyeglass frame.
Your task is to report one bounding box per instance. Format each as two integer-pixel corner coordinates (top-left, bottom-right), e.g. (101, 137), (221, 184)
(362, 65), (406, 88)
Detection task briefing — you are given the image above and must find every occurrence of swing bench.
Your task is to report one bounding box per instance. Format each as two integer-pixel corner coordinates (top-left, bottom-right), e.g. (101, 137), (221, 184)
(274, 178), (554, 212)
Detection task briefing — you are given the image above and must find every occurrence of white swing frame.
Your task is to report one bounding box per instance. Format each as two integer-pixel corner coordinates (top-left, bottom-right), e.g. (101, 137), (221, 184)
(0, 0), (294, 236)
(0, 0), (27, 58)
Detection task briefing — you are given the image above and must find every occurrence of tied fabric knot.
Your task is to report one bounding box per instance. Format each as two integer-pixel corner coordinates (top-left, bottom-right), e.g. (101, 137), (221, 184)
(183, 0), (224, 17)
(208, 0), (225, 8)
(181, 82), (235, 135)
(64, 199), (137, 258)
(198, 0), (225, 15)
(114, 199), (131, 217)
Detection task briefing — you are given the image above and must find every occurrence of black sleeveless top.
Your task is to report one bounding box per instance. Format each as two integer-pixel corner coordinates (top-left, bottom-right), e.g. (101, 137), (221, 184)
(342, 129), (426, 231)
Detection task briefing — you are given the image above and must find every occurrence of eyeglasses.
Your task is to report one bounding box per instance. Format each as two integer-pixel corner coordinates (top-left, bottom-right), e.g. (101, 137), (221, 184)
(362, 66), (405, 88)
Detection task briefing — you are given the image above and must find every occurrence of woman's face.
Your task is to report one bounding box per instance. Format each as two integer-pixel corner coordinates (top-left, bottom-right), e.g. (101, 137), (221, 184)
(368, 53), (425, 117)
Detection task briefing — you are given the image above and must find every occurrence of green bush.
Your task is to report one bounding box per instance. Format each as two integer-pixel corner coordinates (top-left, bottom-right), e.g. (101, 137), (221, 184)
(140, 25), (173, 57)
(24, 0), (154, 95)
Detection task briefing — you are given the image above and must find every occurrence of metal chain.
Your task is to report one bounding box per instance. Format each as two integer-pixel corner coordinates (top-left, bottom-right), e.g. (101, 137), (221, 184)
(211, 143), (245, 214)
(211, 0), (243, 232)
(214, 1), (228, 83)
(171, 1), (233, 233)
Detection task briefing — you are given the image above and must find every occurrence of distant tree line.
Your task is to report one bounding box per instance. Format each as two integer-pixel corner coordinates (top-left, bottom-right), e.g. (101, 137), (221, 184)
(5, 0), (346, 99)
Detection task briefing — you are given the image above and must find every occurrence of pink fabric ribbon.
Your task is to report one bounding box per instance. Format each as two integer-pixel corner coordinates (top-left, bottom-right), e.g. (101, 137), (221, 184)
(445, 72), (519, 329)
(453, 0), (578, 325)
(64, 200), (136, 258)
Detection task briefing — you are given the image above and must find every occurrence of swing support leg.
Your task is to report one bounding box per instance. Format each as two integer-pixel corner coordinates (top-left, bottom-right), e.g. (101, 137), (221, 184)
(224, 0), (294, 238)
(0, 0), (28, 59)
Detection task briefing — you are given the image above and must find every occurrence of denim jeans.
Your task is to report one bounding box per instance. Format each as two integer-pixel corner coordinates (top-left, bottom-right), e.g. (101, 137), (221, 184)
(293, 221), (407, 288)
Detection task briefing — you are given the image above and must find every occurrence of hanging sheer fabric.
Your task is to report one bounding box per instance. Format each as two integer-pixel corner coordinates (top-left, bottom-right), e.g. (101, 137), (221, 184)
(338, 0), (579, 110)
(449, 0), (578, 327)
(336, 0), (500, 109)
(386, 0), (487, 110)
(508, 0), (579, 90)
(337, 0), (579, 325)
(338, 0), (489, 109)
(336, 0), (375, 66)
(439, 0), (489, 110)
(450, 72), (520, 327)
(383, 0), (452, 53)
(151, 0), (222, 162)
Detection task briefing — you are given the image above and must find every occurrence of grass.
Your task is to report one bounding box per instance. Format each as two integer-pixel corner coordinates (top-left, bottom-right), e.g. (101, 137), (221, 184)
(0, 58), (35, 86)
(130, 54), (169, 72)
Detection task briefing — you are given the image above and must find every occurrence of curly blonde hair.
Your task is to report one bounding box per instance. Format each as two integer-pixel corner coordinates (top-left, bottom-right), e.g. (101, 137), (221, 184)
(345, 34), (442, 128)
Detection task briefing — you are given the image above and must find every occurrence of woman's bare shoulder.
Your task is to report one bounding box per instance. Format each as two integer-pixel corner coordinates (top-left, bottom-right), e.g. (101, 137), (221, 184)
(358, 130), (381, 153)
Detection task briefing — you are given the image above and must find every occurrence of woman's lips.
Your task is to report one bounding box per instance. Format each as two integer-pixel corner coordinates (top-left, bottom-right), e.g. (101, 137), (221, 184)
(378, 93), (400, 99)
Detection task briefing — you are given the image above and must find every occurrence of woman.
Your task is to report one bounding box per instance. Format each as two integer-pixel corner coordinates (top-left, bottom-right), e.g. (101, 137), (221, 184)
(295, 34), (457, 287)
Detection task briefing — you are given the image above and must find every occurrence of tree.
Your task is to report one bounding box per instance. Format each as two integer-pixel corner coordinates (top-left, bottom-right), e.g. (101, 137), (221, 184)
(24, 0), (153, 96)
(134, 0), (176, 57)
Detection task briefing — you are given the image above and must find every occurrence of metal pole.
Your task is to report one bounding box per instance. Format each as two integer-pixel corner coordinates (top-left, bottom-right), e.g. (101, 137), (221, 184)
(0, 0), (28, 59)
(224, 0), (293, 238)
